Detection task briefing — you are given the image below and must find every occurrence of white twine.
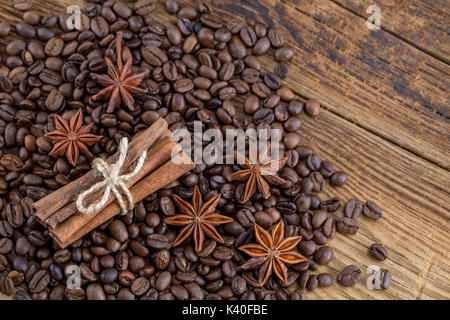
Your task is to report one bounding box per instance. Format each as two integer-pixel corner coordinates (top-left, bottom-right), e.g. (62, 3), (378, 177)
(76, 138), (147, 216)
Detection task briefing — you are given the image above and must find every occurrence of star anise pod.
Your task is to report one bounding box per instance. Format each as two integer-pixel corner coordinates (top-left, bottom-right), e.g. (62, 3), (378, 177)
(45, 109), (102, 167)
(227, 142), (288, 203)
(239, 221), (306, 286)
(165, 185), (233, 252)
(91, 32), (149, 113)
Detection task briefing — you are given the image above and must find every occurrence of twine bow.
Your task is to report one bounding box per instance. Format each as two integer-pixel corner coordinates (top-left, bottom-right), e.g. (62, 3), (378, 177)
(76, 138), (147, 216)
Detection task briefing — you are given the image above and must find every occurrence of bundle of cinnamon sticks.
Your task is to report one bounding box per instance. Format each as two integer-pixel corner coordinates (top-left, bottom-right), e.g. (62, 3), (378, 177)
(33, 118), (194, 248)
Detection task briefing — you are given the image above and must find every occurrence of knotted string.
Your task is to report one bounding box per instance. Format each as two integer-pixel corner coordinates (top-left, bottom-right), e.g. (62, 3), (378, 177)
(76, 138), (147, 216)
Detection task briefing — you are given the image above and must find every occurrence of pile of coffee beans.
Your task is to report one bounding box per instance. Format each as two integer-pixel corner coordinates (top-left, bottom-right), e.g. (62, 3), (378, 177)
(0, 0), (389, 300)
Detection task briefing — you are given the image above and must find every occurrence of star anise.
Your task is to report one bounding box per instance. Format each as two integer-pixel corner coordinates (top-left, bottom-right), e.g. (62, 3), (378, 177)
(239, 221), (306, 286)
(165, 185), (233, 252)
(227, 142), (288, 203)
(45, 109), (102, 167)
(91, 32), (149, 113)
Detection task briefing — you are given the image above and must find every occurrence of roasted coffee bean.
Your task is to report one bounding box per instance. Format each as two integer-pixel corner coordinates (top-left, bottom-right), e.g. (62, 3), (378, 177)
(313, 246), (334, 265)
(369, 243), (388, 261)
(311, 210), (327, 228)
(276, 201), (296, 215)
(142, 45), (168, 66)
(320, 197), (341, 212)
(240, 26), (257, 47)
(0, 276), (14, 295)
(363, 201), (382, 220)
(174, 78), (194, 93)
(45, 89), (64, 112)
(297, 240), (316, 257)
(376, 269), (391, 289)
(323, 217), (336, 238)
(268, 29), (284, 48)
(306, 275), (318, 291)
(264, 72), (281, 90)
(16, 22), (36, 38)
(276, 62), (290, 78)
(0, 238), (13, 255)
(317, 273), (333, 287)
(295, 194), (311, 213)
(14, 0), (33, 11)
(109, 220), (128, 242)
(229, 36), (246, 59)
(336, 217), (359, 235)
(29, 270), (50, 293)
(253, 37), (271, 56)
(337, 265), (362, 287)
(146, 234), (169, 249)
(344, 198), (363, 219)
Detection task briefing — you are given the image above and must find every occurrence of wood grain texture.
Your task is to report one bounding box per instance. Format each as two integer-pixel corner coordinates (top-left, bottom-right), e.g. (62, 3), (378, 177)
(206, 0), (450, 169)
(332, 0), (450, 64)
(0, 0), (449, 300)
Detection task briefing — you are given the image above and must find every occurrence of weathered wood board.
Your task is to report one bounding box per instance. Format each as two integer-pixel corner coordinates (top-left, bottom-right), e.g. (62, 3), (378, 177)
(0, 0), (448, 300)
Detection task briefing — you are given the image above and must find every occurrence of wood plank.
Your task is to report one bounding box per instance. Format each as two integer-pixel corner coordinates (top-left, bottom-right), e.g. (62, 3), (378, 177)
(196, 0), (449, 168)
(1, 0), (449, 300)
(331, 0), (450, 64)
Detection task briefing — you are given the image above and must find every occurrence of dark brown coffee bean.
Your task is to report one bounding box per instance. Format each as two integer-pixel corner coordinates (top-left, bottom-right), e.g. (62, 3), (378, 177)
(369, 243), (388, 261)
(0, 276), (14, 295)
(45, 38), (64, 57)
(377, 269), (391, 289)
(16, 22), (36, 38)
(86, 283), (106, 300)
(313, 246), (334, 265)
(275, 62), (290, 78)
(323, 217), (336, 238)
(253, 37), (270, 55)
(162, 61), (178, 81)
(306, 275), (318, 291)
(330, 171), (347, 186)
(141, 45), (168, 66)
(14, 0), (33, 11)
(0, 238), (13, 255)
(135, 0), (155, 16)
(275, 46), (294, 62)
(264, 72), (281, 90)
(268, 29), (284, 48)
(108, 220), (128, 243)
(240, 26), (257, 47)
(174, 78), (194, 93)
(155, 271), (171, 291)
(363, 201), (382, 220)
(336, 217), (359, 235)
(319, 161), (334, 178)
(39, 69), (62, 86)
(45, 89), (64, 112)
(112, 1), (132, 19)
(229, 36), (246, 59)
(297, 240), (316, 257)
(317, 273), (333, 287)
(305, 99), (320, 117)
(320, 197), (341, 212)
(337, 265), (362, 287)
(344, 198), (363, 219)
(29, 270), (50, 293)
(146, 234), (168, 249)
(311, 210), (328, 228)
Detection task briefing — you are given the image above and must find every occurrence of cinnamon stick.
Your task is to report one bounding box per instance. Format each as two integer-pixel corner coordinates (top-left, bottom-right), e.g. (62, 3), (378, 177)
(33, 118), (168, 222)
(51, 151), (194, 248)
(45, 135), (179, 229)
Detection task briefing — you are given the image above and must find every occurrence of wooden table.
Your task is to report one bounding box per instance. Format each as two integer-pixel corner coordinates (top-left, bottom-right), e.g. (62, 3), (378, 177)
(0, 0), (448, 300)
